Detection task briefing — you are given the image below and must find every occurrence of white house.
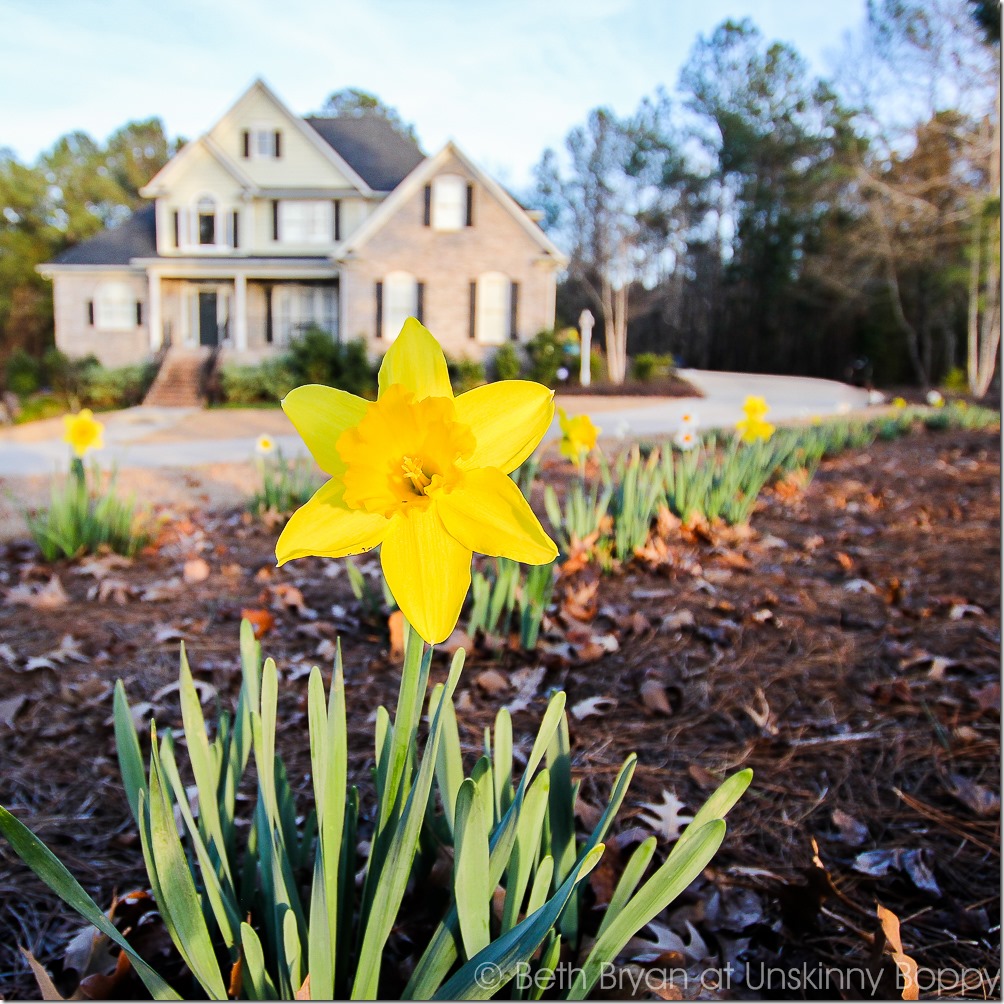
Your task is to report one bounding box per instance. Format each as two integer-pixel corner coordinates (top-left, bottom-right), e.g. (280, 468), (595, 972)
(38, 79), (567, 371)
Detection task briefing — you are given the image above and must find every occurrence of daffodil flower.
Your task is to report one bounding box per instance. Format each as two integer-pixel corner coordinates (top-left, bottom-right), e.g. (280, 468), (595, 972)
(736, 397), (775, 443)
(926, 390), (945, 408)
(255, 433), (276, 455)
(558, 408), (600, 465)
(674, 428), (698, 451)
(276, 318), (557, 643)
(678, 409), (699, 430)
(892, 397), (908, 409)
(63, 409), (104, 458)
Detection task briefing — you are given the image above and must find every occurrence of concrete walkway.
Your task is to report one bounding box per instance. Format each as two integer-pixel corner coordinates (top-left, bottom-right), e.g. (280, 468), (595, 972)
(0, 370), (875, 477)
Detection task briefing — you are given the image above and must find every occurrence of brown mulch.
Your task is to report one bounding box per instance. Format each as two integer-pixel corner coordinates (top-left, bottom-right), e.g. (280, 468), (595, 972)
(0, 428), (998, 1000)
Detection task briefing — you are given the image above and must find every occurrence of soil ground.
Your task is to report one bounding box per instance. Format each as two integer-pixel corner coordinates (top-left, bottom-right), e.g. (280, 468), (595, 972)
(0, 428), (999, 1000)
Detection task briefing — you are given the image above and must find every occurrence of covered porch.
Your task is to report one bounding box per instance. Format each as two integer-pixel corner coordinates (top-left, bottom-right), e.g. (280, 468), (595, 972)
(143, 259), (340, 361)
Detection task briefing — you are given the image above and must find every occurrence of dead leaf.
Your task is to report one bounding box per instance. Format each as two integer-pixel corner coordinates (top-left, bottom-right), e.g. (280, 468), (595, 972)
(241, 608), (275, 640)
(877, 904), (919, 1000)
(742, 687), (778, 735)
(844, 578), (877, 594)
(7, 576), (70, 610)
(440, 627), (473, 655)
(19, 947), (67, 1000)
(183, 557), (211, 583)
(0, 695), (26, 728)
(90, 577), (133, 604)
(269, 582), (318, 620)
(561, 579), (599, 622)
(151, 678), (218, 706)
(831, 809), (869, 846)
(853, 848), (941, 895)
(949, 603), (983, 620)
(833, 550), (854, 571)
(946, 775), (1000, 818)
(387, 609), (405, 661)
(660, 609), (695, 632)
(505, 666), (546, 714)
(971, 681), (1000, 715)
(140, 577), (183, 602)
(639, 679), (672, 716)
(475, 669), (510, 696)
(637, 790), (693, 842)
(570, 695), (618, 720)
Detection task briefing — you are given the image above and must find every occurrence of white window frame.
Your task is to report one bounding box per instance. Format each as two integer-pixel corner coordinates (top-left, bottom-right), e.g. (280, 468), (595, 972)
(94, 280), (137, 331)
(250, 122), (279, 159)
(476, 271), (509, 345)
(431, 174), (466, 231)
(383, 271), (417, 342)
(278, 201), (333, 245)
(272, 285), (337, 345)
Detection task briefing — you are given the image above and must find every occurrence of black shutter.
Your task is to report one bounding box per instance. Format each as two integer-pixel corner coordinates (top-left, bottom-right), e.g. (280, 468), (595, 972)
(272, 200), (280, 241)
(466, 184), (474, 226)
(232, 210), (239, 249)
(136, 301), (143, 326)
(510, 282), (519, 340)
(423, 185), (432, 226)
(468, 282), (477, 340)
(333, 200), (341, 241)
(86, 300), (94, 326)
(375, 281), (384, 339)
(172, 210), (180, 248)
(416, 282), (425, 325)
(241, 130), (250, 158)
(274, 130), (282, 158)
(264, 287), (273, 344)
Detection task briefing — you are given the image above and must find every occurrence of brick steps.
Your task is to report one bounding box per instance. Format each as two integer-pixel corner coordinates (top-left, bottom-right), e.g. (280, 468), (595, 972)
(143, 350), (208, 408)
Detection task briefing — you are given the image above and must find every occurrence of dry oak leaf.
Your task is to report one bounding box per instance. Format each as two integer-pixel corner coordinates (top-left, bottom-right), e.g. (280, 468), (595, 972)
(182, 557), (211, 583)
(475, 669), (510, 696)
(639, 679), (672, 716)
(7, 575), (70, 610)
(637, 790), (693, 843)
(570, 695), (618, 720)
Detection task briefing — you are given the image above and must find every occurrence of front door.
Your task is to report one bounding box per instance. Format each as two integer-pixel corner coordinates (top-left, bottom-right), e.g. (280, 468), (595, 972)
(198, 291), (219, 346)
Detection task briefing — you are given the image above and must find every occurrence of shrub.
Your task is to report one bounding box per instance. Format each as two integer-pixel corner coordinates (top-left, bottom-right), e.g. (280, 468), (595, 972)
(941, 366), (968, 393)
(525, 328), (575, 386)
(446, 356), (486, 393)
(5, 349), (41, 397)
(284, 328), (376, 397)
(492, 343), (523, 381)
(80, 364), (158, 409)
(631, 353), (674, 382)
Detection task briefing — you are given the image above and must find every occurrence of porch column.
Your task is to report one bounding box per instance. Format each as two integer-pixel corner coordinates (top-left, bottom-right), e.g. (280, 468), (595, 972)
(148, 272), (163, 350)
(234, 273), (248, 351)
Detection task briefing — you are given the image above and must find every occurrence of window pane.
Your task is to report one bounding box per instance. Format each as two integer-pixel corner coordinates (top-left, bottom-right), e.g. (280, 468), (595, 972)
(199, 212), (215, 245)
(477, 273), (508, 344)
(384, 272), (417, 341)
(432, 175), (466, 231)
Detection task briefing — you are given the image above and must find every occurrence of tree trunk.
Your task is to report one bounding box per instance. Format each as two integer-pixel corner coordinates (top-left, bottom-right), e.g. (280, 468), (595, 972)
(601, 277), (630, 384)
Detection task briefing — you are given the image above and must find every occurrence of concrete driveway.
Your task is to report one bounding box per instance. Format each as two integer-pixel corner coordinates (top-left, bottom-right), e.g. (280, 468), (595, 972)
(0, 370), (874, 477)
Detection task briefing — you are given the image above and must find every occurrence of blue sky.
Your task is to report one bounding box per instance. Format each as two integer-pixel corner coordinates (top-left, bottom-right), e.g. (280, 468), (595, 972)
(0, 0), (867, 189)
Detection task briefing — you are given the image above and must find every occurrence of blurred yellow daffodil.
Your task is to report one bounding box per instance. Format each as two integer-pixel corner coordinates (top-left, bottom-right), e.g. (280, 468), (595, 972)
(892, 397), (907, 409)
(255, 433), (276, 455)
(276, 318), (557, 643)
(558, 408), (600, 465)
(736, 396), (775, 442)
(63, 409), (104, 457)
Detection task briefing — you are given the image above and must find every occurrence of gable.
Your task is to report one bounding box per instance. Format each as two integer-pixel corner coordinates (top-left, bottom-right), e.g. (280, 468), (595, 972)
(209, 82), (366, 191)
(338, 143), (567, 266)
(152, 140), (249, 203)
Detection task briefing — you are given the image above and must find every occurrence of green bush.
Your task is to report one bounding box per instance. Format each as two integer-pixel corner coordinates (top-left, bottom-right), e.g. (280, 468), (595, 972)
(80, 363), (158, 409)
(526, 328), (576, 386)
(941, 366), (968, 393)
(5, 349), (41, 397)
(220, 360), (299, 405)
(589, 349), (606, 384)
(491, 343), (523, 381)
(446, 356), (487, 393)
(284, 328), (376, 397)
(631, 353), (674, 382)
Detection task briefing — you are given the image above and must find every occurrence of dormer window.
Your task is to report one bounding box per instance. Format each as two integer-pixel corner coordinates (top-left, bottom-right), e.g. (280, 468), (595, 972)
(241, 126), (282, 159)
(197, 197), (216, 245)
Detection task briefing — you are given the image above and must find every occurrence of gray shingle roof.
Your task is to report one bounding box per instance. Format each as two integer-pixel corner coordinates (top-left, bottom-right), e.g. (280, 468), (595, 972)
(305, 115), (425, 191)
(51, 205), (158, 265)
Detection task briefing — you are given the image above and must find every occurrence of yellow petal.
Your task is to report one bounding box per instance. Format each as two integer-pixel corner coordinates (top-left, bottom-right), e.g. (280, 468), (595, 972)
(281, 385), (369, 476)
(380, 506), (471, 644)
(437, 468), (558, 565)
(454, 381), (554, 474)
(378, 317), (453, 401)
(276, 479), (388, 564)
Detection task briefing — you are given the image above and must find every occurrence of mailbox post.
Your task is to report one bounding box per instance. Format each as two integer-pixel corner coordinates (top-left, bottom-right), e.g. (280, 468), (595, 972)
(578, 309), (595, 387)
